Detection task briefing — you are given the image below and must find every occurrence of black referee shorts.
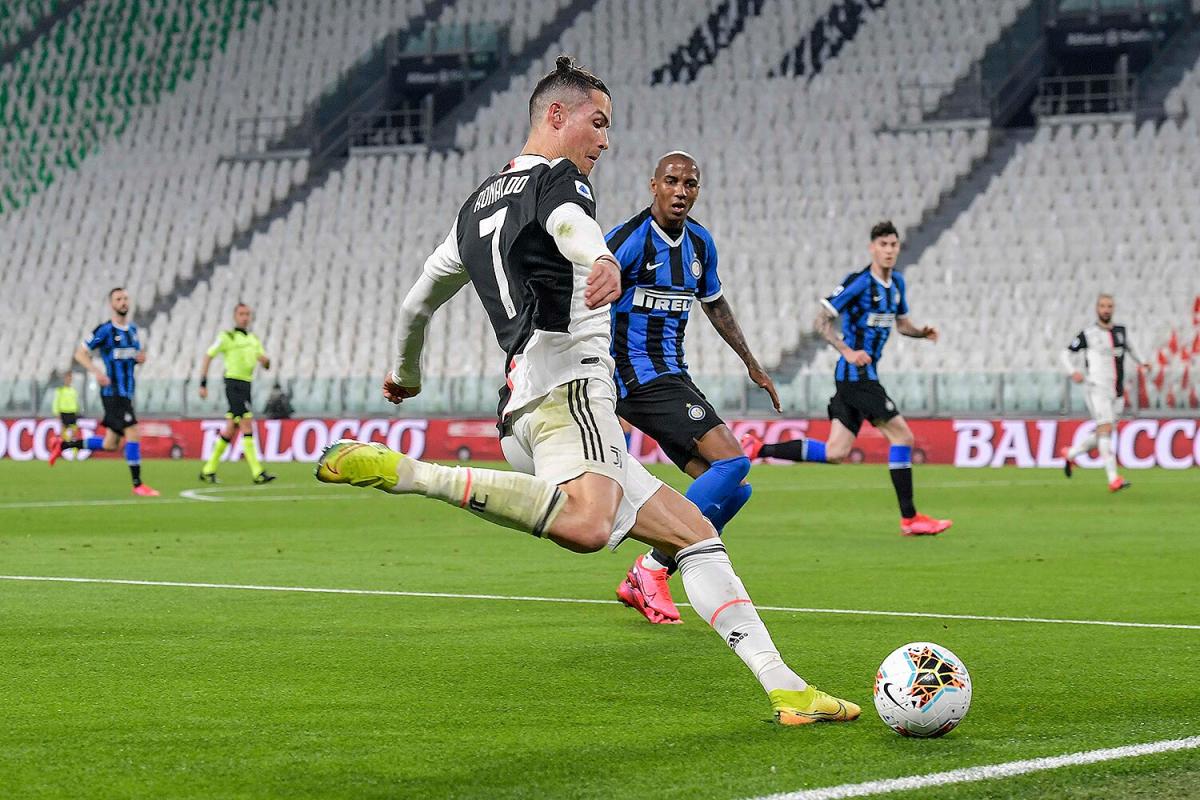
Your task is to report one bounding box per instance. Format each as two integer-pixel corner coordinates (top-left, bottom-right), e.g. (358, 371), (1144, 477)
(828, 379), (900, 436)
(100, 395), (138, 434)
(224, 378), (253, 419)
(617, 373), (724, 470)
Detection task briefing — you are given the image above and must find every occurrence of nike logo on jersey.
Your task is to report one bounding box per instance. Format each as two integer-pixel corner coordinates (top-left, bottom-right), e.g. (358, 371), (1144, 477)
(645, 261), (663, 272)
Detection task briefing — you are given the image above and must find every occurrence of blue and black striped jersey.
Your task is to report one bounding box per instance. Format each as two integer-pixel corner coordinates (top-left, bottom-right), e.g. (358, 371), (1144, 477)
(822, 267), (908, 382)
(606, 209), (721, 398)
(84, 321), (141, 398)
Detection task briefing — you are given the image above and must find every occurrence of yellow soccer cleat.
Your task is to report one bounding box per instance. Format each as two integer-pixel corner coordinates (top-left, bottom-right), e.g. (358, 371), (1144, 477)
(769, 686), (861, 726)
(314, 439), (405, 491)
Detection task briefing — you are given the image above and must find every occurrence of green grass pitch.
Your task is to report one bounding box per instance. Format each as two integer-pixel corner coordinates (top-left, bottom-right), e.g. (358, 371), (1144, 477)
(1, 459), (1198, 799)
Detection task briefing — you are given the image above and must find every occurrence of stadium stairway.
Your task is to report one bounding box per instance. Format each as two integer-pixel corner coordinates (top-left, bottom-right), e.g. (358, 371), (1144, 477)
(896, 127), (1031, 269)
(0, 0), (87, 69)
(923, 0), (1045, 127)
(769, 127), (1030, 388)
(1138, 15), (1200, 121)
(141, 0), (609, 331)
(428, 0), (601, 148)
(136, 0), (457, 330)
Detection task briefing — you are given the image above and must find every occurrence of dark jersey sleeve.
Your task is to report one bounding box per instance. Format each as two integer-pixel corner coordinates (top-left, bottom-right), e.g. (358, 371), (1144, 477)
(535, 160), (597, 229)
(697, 229), (722, 302)
(83, 323), (107, 351)
(824, 272), (870, 314)
(1068, 331), (1087, 351)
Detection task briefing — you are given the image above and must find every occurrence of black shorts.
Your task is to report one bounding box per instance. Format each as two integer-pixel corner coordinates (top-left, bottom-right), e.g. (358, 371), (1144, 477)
(828, 380), (899, 436)
(616, 373), (723, 470)
(224, 378), (253, 418)
(59, 412), (78, 427)
(100, 395), (138, 434)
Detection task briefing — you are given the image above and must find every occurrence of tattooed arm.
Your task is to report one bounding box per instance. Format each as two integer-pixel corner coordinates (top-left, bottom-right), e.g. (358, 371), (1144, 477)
(815, 301), (871, 366)
(895, 316), (938, 341)
(702, 296), (781, 412)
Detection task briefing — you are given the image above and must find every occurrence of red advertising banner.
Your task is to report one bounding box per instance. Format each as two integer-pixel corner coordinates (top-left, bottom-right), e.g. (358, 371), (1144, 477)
(3, 417), (1198, 468)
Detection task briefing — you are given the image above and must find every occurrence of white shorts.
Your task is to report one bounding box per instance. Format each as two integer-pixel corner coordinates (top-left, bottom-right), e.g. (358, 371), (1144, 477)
(500, 377), (662, 550)
(1084, 385), (1124, 426)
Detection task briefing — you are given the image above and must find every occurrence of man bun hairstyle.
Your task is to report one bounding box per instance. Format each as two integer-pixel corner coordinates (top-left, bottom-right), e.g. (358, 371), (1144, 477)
(528, 55), (610, 123)
(870, 220), (899, 241)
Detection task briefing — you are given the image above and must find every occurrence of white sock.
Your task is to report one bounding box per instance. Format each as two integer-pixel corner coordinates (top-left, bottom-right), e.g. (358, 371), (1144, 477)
(395, 459), (565, 537)
(675, 537), (807, 694)
(1068, 432), (1098, 460)
(1098, 436), (1119, 482)
(640, 551), (670, 572)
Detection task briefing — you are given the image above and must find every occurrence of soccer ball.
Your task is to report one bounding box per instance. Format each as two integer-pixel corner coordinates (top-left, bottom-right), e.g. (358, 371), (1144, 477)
(873, 642), (972, 738)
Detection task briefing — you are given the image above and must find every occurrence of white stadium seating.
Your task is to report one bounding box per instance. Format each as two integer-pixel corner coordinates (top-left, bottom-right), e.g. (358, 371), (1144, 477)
(1, 0), (1196, 415)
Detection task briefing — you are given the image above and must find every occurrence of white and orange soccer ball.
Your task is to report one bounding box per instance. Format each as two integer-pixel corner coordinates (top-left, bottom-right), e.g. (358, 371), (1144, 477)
(873, 642), (972, 738)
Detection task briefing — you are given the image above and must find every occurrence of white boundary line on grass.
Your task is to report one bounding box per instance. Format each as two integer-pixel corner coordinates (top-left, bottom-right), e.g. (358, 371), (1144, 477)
(0, 472), (1194, 509)
(745, 735), (1200, 800)
(0, 485), (356, 509)
(1, 575), (1197, 631)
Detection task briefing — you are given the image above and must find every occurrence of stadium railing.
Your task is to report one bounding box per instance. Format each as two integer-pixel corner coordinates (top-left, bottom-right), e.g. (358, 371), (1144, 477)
(5, 371), (1197, 419)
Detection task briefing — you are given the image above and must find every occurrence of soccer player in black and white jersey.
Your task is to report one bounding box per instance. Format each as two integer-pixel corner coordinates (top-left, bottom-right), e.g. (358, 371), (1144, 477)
(1060, 293), (1149, 492)
(314, 57), (858, 725)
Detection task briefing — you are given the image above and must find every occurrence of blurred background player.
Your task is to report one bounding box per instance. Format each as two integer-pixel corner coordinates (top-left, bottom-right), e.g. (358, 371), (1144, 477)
(741, 222), (950, 536)
(52, 371), (80, 444)
(1060, 293), (1149, 492)
(608, 151), (780, 624)
(49, 288), (159, 496)
(197, 302), (276, 484)
(313, 56), (858, 725)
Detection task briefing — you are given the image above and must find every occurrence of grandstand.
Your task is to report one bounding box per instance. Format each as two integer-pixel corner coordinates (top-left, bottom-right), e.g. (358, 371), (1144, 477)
(1, 0), (1198, 421)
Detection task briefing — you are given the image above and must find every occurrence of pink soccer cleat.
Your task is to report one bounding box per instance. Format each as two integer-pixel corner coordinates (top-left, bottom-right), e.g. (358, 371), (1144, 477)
(900, 513), (952, 536)
(616, 555), (682, 624)
(1108, 476), (1132, 493)
(132, 484), (160, 497)
(47, 434), (63, 467)
(740, 431), (765, 460)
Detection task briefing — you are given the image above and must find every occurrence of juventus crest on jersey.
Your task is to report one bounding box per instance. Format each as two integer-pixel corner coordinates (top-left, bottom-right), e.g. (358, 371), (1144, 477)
(451, 154), (616, 418)
(1066, 323), (1140, 397)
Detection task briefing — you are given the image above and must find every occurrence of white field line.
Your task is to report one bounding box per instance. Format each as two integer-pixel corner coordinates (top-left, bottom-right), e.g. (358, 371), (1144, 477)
(0, 575), (1197, 631)
(0, 472), (1193, 510)
(0, 484), (355, 509)
(745, 735), (1200, 800)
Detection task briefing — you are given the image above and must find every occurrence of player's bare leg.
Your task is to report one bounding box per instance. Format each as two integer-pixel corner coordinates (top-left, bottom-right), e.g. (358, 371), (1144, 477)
(313, 439), (634, 549)
(620, 425), (750, 624)
(1093, 422), (1129, 492)
(626, 483), (859, 725)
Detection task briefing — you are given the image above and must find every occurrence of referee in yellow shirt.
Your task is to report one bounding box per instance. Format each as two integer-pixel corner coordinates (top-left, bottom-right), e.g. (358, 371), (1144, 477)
(52, 371), (81, 441)
(197, 303), (276, 484)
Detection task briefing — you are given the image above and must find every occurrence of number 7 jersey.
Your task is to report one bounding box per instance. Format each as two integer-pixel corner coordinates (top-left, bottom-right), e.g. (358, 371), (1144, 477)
(447, 154), (616, 419)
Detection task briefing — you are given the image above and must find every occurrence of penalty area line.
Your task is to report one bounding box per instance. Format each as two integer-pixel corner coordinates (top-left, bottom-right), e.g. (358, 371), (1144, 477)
(0, 575), (1197, 631)
(744, 735), (1200, 800)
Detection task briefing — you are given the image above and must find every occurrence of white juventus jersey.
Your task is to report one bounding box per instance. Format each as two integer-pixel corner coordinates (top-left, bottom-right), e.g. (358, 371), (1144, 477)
(1062, 323), (1142, 397)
